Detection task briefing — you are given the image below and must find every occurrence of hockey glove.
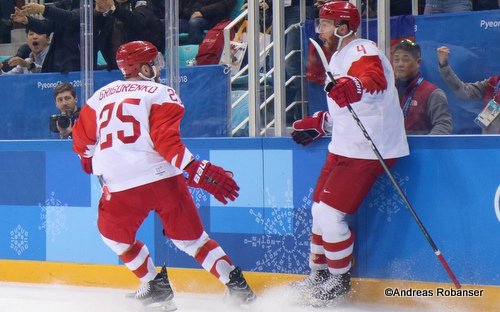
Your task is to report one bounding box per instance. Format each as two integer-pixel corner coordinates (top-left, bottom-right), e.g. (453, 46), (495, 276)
(80, 156), (93, 174)
(185, 159), (240, 204)
(291, 111), (328, 146)
(326, 76), (363, 107)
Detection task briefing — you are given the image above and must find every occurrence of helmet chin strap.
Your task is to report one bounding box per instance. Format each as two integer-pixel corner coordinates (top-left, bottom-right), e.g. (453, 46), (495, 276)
(138, 64), (157, 82)
(334, 28), (353, 51)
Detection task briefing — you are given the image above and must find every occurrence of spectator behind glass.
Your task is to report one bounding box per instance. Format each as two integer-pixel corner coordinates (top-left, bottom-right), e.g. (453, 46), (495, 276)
(10, 0), (80, 73)
(179, 0), (236, 45)
(424, 0), (473, 14)
(50, 82), (80, 139)
(437, 46), (500, 134)
(0, 28), (50, 74)
(94, 0), (165, 70)
(393, 39), (452, 135)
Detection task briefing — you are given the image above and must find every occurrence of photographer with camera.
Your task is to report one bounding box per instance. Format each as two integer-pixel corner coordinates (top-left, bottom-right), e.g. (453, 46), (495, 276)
(50, 82), (80, 139)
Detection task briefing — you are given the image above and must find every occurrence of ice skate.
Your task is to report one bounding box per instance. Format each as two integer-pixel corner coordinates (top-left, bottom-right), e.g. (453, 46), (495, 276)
(133, 265), (177, 311)
(290, 268), (330, 292)
(308, 271), (351, 307)
(288, 269), (331, 304)
(224, 266), (257, 307)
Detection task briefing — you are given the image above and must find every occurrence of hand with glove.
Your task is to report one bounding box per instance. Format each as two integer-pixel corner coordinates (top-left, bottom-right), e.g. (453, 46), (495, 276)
(291, 111), (329, 146)
(326, 76), (363, 107)
(80, 156), (93, 174)
(185, 159), (240, 204)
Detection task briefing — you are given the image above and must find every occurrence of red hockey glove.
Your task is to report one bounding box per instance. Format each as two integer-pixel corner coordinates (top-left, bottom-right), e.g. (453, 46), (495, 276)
(326, 76), (363, 107)
(291, 111), (328, 146)
(80, 156), (93, 174)
(185, 159), (240, 204)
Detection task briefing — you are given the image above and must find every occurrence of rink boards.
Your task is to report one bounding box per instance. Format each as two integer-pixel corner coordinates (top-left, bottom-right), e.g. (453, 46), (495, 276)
(0, 136), (499, 310)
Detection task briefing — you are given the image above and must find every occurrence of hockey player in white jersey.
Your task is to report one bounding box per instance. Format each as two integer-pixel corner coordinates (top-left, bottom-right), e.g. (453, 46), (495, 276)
(290, 1), (409, 305)
(72, 41), (255, 310)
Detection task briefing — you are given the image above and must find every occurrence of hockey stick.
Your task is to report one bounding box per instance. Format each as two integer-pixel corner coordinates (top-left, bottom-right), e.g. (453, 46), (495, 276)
(309, 38), (461, 289)
(98, 175), (112, 201)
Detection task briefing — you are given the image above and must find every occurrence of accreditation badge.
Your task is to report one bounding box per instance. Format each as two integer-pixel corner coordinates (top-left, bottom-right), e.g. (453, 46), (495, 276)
(474, 99), (500, 129)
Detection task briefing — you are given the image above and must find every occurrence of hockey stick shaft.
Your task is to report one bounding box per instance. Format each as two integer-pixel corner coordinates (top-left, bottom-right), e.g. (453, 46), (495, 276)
(309, 38), (461, 289)
(98, 175), (112, 201)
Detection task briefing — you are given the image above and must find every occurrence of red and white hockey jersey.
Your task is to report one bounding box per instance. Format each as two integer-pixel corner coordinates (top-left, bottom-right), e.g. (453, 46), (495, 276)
(327, 38), (409, 159)
(72, 80), (193, 192)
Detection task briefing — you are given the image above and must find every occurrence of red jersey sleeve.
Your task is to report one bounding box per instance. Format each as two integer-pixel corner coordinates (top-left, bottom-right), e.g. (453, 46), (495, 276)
(72, 104), (97, 158)
(348, 55), (388, 94)
(150, 102), (193, 170)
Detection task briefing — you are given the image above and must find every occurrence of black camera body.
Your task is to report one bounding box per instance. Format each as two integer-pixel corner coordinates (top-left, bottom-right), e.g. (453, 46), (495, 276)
(49, 114), (72, 133)
(1, 61), (15, 72)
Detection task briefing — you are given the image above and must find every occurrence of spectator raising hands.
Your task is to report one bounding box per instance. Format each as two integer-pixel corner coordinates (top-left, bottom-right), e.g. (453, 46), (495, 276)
(437, 46), (500, 134)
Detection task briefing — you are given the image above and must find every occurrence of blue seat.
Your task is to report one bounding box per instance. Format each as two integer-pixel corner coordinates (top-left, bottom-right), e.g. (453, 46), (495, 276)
(231, 0), (247, 20)
(178, 45), (199, 67)
(97, 51), (107, 66)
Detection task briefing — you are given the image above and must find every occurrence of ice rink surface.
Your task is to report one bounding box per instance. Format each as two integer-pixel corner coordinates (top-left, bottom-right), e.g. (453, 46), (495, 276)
(0, 282), (452, 312)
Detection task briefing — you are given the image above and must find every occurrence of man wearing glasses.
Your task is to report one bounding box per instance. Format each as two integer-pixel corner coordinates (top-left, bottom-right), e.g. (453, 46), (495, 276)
(393, 39), (453, 135)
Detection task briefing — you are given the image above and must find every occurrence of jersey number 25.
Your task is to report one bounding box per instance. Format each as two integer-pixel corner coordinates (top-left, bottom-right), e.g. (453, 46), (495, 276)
(99, 98), (141, 150)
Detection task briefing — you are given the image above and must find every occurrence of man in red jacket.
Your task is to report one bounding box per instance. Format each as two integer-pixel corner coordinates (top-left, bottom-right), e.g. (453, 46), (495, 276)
(393, 39), (453, 135)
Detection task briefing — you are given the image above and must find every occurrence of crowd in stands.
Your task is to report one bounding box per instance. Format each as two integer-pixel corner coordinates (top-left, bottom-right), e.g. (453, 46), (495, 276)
(0, 0), (498, 136)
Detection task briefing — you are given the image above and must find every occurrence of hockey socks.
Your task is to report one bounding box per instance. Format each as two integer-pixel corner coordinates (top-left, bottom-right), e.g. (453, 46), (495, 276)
(195, 239), (234, 284)
(119, 240), (158, 283)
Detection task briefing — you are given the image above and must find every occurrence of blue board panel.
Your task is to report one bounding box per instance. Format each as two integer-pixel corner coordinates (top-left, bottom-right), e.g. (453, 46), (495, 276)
(1, 136), (500, 285)
(0, 205), (46, 260)
(0, 151), (45, 206)
(45, 151), (91, 207)
(45, 205), (118, 264)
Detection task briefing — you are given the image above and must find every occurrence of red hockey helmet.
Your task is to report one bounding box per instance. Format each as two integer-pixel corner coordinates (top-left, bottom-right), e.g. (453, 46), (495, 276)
(319, 1), (360, 31)
(116, 41), (159, 78)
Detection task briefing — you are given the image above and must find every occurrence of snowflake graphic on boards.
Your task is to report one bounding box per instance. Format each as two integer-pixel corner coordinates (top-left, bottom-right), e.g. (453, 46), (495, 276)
(38, 192), (68, 242)
(245, 180), (313, 274)
(368, 172), (409, 222)
(190, 187), (209, 209)
(187, 155), (209, 209)
(10, 224), (29, 255)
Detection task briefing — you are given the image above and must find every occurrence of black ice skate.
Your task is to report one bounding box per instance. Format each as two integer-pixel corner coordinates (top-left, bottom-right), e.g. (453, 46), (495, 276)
(290, 268), (330, 292)
(310, 270), (351, 306)
(224, 266), (257, 306)
(134, 265), (177, 311)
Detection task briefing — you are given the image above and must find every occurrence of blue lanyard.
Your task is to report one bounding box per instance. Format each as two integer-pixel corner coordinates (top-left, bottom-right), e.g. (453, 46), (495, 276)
(494, 80), (500, 97)
(402, 76), (424, 118)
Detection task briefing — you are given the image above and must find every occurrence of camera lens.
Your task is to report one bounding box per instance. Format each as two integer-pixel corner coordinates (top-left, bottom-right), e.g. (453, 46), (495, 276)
(57, 115), (71, 129)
